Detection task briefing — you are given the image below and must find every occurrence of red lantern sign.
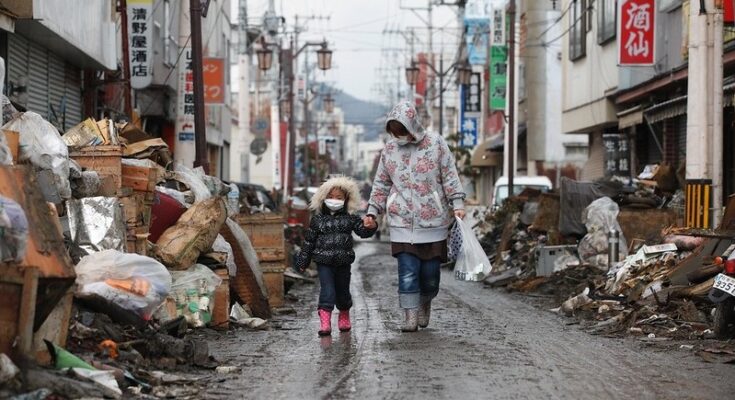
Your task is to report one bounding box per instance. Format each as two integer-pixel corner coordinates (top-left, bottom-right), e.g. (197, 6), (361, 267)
(618, 0), (656, 66)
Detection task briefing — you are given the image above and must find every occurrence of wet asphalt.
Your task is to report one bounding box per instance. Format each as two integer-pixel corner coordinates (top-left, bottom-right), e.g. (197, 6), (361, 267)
(201, 241), (735, 400)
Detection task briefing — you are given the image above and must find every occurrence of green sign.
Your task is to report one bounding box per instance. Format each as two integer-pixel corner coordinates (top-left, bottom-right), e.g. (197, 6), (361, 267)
(489, 45), (508, 110)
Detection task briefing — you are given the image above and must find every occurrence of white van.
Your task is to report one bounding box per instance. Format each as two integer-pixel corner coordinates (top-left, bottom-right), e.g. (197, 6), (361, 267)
(492, 176), (553, 210)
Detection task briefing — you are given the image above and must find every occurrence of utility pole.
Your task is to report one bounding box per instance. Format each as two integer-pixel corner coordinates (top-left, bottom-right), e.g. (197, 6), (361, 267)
(685, 0), (723, 228)
(118, 0), (133, 119)
(190, 0), (209, 173)
(507, 0), (516, 197)
(233, 0), (250, 183)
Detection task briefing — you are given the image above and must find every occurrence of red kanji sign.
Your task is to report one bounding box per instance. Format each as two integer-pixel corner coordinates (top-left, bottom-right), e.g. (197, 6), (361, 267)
(618, 0), (656, 66)
(726, 0), (735, 25)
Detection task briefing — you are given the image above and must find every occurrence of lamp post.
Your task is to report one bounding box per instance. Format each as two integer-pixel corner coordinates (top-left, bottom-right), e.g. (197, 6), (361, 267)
(406, 55), (471, 137)
(256, 39), (333, 194)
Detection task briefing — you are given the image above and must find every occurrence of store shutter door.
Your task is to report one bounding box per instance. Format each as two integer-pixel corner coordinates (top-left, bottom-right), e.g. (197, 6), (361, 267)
(47, 52), (82, 131)
(581, 132), (605, 181)
(27, 40), (49, 119)
(7, 35), (30, 109)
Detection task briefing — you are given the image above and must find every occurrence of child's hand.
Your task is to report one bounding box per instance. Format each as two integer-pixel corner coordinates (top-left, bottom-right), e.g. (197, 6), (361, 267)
(363, 215), (377, 229)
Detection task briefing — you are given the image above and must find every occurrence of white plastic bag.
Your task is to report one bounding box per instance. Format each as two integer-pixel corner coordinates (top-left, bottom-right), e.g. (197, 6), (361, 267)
(454, 216), (493, 281)
(577, 197), (627, 269)
(74, 250), (172, 319)
(212, 234), (237, 277)
(0, 196), (28, 262)
(170, 264), (222, 328)
(3, 111), (71, 198)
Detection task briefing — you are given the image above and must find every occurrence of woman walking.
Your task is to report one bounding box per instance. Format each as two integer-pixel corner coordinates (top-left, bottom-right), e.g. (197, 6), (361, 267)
(364, 101), (466, 332)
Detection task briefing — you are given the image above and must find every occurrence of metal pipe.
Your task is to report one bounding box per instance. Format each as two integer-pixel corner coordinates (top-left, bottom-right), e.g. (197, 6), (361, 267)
(439, 55), (444, 137)
(608, 228), (620, 267)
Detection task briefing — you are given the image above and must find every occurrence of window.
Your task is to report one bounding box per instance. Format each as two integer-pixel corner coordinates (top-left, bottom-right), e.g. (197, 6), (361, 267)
(597, 0), (616, 44)
(569, 0), (587, 61)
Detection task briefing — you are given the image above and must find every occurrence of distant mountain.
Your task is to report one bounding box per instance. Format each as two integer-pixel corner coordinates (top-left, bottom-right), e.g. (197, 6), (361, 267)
(333, 91), (389, 141)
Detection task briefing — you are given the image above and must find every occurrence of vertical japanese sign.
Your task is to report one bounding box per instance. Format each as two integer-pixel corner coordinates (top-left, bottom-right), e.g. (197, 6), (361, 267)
(465, 18), (490, 65)
(128, 0), (153, 89)
(603, 134), (631, 177)
(203, 58), (225, 104)
(176, 47), (195, 142)
(489, 46), (507, 110)
(460, 73), (481, 148)
(618, 0), (656, 66)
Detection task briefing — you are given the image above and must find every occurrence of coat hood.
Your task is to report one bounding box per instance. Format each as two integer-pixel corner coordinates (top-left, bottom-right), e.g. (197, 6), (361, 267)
(386, 101), (426, 143)
(310, 176), (362, 214)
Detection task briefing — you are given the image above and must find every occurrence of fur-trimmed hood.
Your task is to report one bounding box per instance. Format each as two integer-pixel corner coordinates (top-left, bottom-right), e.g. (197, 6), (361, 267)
(310, 176), (362, 214)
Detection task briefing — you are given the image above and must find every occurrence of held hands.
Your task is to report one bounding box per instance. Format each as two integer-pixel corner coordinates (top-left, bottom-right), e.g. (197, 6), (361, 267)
(363, 215), (378, 229)
(454, 209), (466, 220)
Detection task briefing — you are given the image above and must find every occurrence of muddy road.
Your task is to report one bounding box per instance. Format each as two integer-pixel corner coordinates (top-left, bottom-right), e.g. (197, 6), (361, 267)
(202, 241), (735, 399)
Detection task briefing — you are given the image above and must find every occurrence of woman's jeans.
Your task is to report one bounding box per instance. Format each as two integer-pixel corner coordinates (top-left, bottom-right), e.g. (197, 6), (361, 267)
(317, 264), (352, 311)
(395, 252), (441, 309)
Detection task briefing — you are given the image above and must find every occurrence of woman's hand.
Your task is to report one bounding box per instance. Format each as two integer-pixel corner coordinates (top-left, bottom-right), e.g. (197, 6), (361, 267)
(454, 209), (466, 220)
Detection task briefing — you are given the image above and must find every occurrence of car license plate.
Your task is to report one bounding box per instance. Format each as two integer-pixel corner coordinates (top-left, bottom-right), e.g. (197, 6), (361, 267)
(713, 274), (735, 296)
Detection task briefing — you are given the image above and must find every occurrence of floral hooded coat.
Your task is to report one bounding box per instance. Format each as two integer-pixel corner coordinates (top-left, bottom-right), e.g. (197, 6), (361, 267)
(367, 101), (466, 244)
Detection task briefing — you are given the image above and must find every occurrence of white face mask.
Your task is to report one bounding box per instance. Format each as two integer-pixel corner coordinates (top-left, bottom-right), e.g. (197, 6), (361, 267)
(325, 199), (345, 211)
(396, 137), (410, 146)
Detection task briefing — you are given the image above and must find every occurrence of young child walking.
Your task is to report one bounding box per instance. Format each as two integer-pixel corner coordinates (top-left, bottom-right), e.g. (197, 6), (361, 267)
(295, 176), (377, 336)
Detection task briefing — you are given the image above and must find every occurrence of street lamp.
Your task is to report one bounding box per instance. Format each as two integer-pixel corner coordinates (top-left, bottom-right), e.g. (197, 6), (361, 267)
(405, 56), (470, 136)
(316, 42), (333, 70)
(457, 63), (473, 86)
(324, 94), (335, 113)
(405, 63), (420, 86)
(256, 46), (273, 71)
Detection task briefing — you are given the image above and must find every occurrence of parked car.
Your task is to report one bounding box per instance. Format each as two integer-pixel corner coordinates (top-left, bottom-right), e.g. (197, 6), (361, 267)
(491, 176), (553, 211)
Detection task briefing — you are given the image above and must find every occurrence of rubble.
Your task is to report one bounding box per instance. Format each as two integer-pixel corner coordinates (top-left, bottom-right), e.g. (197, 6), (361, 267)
(0, 110), (290, 398)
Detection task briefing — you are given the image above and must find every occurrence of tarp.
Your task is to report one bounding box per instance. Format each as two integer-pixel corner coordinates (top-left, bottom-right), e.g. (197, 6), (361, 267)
(559, 177), (622, 237)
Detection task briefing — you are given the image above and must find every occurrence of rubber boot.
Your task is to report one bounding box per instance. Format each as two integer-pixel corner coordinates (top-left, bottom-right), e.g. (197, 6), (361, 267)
(318, 309), (332, 336)
(418, 301), (431, 328)
(338, 309), (352, 332)
(401, 308), (419, 332)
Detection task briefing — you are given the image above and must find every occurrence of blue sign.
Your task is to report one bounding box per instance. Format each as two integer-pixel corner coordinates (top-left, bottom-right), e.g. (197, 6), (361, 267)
(178, 132), (195, 141)
(459, 84), (479, 148)
(465, 17), (490, 65)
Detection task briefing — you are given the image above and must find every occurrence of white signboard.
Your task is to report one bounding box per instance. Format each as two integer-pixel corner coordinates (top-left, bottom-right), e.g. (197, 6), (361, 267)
(128, 0), (153, 89)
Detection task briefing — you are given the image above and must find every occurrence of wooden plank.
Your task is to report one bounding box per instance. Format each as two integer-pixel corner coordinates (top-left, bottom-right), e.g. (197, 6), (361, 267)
(3, 129), (19, 162)
(220, 221), (271, 319)
(32, 290), (73, 365)
(121, 164), (159, 192)
(69, 145), (122, 196)
(17, 267), (38, 355)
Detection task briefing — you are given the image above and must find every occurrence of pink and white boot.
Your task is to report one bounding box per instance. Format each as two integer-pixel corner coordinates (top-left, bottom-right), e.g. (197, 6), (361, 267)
(338, 310), (352, 332)
(318, 309), (332, 336)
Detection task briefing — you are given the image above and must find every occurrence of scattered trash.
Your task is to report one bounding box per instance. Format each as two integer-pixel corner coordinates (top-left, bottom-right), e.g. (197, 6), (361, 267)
(170, 264), (223, 328)
(215, 365), (239, 374)
(74, 250), (172, 319)
(0, 353), (19, 385)
(154, 197), (227, 270)
(66, 196), (127, 259)
(0, 195), (28, 262)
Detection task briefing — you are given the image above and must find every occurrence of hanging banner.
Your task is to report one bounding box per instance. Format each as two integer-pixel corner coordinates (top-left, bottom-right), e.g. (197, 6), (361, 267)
(603, 133), (631, 177)
(203, 58), (225, 104)
(465, 18), (490, 65)
(491, 7), (506, 46)
(489, 45), (507, 110)
(128, 0), (153, 89)
(618, 0), (656, 66)
(460, 84), (480, 148)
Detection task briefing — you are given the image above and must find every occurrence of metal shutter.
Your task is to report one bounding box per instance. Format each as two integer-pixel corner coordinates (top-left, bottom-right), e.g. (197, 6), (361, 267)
(7, 34), (30, 109)
(47, 51), (82, 131)
(27, 40), (49, 118)
(64, 63), (83, 127)
(676, 115), (687, 169)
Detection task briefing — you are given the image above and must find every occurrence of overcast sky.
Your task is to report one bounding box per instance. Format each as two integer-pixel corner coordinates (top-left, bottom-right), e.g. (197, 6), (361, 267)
(238, 0), (496, 103)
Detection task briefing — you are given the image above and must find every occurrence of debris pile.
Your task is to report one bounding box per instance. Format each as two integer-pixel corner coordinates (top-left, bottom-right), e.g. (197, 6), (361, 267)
(479, 169), (733, 349)
(0, 103), (287, 398)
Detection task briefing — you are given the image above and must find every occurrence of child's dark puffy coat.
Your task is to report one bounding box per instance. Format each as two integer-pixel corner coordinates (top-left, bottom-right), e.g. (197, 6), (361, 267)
(295, 208), (376, 270)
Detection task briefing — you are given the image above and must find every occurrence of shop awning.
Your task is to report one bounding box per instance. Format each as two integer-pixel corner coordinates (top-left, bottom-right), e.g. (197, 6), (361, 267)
(643, 95), (687, 124)
(617, 105), (643, 129)
(485, 133), (505, 151)
(471, 143), (502, 167)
